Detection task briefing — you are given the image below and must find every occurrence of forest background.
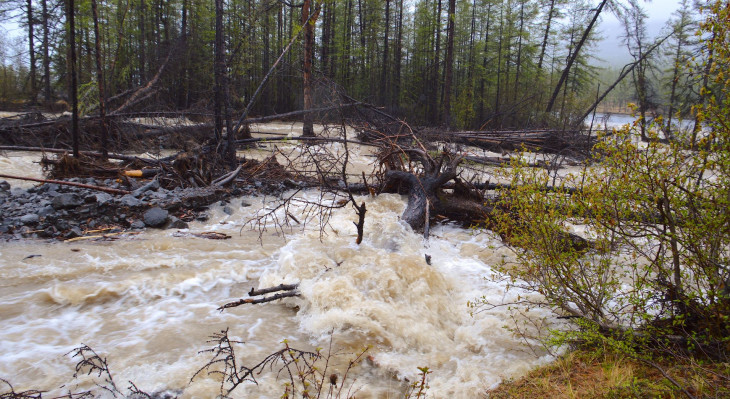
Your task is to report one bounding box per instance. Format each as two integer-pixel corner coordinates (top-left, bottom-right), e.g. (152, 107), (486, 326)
(0, 0), (703, 131)
(1, 0), (729, 397)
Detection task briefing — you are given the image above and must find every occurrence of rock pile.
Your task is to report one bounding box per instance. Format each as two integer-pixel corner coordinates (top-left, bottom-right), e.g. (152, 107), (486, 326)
(0, 177), (255, 240)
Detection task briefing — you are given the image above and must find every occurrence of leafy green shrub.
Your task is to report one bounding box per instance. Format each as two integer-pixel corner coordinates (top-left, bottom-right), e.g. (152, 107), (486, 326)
(481, 1), (730, 390)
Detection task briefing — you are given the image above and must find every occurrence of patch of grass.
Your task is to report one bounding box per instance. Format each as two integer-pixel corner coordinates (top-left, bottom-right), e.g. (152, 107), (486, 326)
(487, 348), (730, 398)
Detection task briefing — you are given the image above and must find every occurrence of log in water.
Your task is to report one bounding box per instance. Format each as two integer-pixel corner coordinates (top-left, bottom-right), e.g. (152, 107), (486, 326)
(0, 154), (555, 398)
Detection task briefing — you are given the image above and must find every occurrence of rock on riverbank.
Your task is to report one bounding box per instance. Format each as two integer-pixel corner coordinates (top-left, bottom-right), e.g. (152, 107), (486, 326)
(0, 177), (270, 240)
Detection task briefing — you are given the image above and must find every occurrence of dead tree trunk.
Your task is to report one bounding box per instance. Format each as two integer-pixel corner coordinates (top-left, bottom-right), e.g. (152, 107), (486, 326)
(384, 149), (462, 230)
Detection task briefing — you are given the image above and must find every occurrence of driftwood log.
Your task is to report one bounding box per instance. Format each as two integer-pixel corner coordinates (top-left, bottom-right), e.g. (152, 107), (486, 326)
(382, 149), (492, 231)
(380, 148), (590, 253)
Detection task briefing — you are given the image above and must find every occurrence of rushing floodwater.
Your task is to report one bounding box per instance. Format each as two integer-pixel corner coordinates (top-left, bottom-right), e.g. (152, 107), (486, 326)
(0, 150), (555, 398)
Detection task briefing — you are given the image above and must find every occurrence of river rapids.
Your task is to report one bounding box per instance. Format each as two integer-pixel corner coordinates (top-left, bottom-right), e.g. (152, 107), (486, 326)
(0, 152), (555, 398)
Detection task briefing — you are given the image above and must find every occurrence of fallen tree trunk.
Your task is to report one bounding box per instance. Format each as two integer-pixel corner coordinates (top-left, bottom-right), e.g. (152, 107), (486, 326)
(421, 128), (592, 156)
(379, 148), (590, 253)
(0, 173), (131, 195)
(0, 146), (165, 165)
(442, 180), (580, 195)
(383, 149), (463, 231)
(109, 44), (174, 115)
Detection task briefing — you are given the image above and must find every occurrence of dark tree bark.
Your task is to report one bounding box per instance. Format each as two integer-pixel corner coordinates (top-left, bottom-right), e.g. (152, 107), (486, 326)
(177, 0), (188, 108)
(381, 0), (390, 106)
(478, 2), (492, 124)
(443, 0), (455, 127)
(91, 0), (108, 158)
(214, 0), (224, 143)
(666, 44), (682, 137)
(467, 0), (476, 83)
(393, 0), (403, 108)
(41, 0), (51, 102)
(342, 0), (352, 89)
(319, 0), (332, 78)
(513, 0), (526, 110)
(301, 0), (315, 137)
(494, 8), (503, 121)
(545, 0), (607, 113)
(537, 0), (556, 71)
(212, 0), (233, 163)
(428, 0), (442, 125)
(384, 150), (463, 230)
(138, 0), (146, 84)
(66, 0), (79, 157)
(26, 0), (37, 102)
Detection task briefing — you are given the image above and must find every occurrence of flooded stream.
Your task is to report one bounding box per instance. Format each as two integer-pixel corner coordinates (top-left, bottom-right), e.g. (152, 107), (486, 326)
(0, 150), (555, 398)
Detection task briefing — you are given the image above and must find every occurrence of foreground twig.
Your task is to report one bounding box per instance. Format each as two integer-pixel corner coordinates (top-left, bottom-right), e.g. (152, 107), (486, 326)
(0, 378), (45, 399)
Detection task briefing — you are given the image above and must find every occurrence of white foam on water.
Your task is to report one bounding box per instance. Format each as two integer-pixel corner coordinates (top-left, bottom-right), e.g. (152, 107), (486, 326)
(256, 193), (555, 397)
(1, 152), (556, 398)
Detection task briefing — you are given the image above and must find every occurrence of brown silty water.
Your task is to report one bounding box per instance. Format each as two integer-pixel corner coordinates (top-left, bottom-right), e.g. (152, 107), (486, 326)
(1, 141), (556, 397)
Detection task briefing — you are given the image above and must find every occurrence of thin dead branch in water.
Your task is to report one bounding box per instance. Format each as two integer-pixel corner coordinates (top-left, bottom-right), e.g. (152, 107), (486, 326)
(249, 283), (299, 296)
(218, 291), (300, 309)
(63, 231), (141, 242)
(172, 231), (232, 240)
(212, 162), (244, 187)
(218, 283), (300, 310)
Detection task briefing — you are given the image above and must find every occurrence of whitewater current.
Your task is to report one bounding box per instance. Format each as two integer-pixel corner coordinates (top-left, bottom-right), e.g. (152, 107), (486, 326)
(0, 152), (555, 398)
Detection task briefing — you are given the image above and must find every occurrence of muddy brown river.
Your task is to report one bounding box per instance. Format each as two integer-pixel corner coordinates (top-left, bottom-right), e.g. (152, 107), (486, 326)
(0, 151), (555, 398)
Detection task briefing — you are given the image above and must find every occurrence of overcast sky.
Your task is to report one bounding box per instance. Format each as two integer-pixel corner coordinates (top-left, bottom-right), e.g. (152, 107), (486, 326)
(595, 0), (684, 66)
